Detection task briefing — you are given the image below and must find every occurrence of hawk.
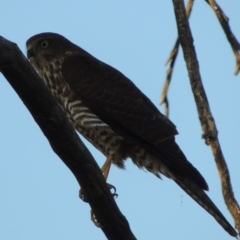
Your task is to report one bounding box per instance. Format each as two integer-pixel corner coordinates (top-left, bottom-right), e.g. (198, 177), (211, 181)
(26, 32), (237, 237)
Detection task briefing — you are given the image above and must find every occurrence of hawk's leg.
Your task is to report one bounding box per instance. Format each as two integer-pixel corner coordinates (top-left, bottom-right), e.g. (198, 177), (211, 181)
(79, 155), (117, 200)
(101, 154), (112, 179)
(100, 155), (118, 198)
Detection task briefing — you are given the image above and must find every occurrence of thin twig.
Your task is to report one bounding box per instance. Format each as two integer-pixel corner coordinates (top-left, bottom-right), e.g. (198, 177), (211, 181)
(160, 0), (194, 117)
(207, 0), (240, 75)
(172, 0), (240, 234)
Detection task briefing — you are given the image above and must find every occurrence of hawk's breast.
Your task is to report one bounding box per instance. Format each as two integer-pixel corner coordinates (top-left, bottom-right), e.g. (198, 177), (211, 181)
(31, 56), (172, 176)
(37, 60), (129, 168)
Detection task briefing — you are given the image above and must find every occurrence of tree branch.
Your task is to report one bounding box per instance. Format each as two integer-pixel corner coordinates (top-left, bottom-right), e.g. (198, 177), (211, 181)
(171, 0), (240, 233)
(160, 0), (194, 116)
(206, 0), (240, 75)
(0, 36), (137, 240)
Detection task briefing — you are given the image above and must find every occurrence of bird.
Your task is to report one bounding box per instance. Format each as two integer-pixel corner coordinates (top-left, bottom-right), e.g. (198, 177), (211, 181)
(26, 32), (237, 237)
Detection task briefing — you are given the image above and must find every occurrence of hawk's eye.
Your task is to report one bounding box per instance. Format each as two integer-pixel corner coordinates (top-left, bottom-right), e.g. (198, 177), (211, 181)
(40, 40), (48, 48)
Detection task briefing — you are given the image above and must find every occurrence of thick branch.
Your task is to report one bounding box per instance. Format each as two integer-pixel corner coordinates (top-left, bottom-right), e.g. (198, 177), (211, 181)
(0, 36), (137, 240)
(171, 0), (240, 233)
(160, 0), (194, 116)
(206, 0), (240, 75)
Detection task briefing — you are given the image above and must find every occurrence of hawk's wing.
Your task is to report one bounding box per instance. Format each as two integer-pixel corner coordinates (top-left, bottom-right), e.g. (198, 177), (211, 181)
(62, 51), (208, 190)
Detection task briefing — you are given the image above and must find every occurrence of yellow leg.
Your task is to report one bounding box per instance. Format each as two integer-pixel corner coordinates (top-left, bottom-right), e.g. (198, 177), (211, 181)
(100, 155), (118, 197)
(79, 154), (114, 199)
(101, 155), (113, 180)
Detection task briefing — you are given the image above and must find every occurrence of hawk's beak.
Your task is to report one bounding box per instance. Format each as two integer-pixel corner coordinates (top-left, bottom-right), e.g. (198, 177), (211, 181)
(27, 48), (35, 59)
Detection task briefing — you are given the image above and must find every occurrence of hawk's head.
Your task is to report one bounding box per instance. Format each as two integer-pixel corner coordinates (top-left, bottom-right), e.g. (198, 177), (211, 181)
(26, 32), (77, 69)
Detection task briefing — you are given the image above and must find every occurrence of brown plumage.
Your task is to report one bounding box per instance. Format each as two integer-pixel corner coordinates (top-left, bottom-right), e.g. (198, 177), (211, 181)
(26, 32), (237, 237)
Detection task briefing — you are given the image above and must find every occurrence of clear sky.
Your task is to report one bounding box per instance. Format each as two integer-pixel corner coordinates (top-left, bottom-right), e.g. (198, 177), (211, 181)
(1, 1), (240, 240)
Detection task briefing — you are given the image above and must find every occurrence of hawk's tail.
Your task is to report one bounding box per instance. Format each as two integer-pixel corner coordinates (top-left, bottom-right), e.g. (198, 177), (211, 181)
(130, 145), (237, 237)
(173, 175), (237, 237)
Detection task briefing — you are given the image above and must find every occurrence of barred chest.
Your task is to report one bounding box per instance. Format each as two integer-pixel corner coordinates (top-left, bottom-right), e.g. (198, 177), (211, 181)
(36, 59), (128, 168)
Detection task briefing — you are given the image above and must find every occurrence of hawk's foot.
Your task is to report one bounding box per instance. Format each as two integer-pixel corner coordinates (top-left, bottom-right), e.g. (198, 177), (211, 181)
(79, 183), (118, 203)
(91, 209), (102, 227)
(79, 188), (88, 202)
(107, 183), (118, 199)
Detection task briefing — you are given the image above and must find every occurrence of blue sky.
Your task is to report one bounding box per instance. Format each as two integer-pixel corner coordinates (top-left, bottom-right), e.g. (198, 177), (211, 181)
(1, 1), (240, 240)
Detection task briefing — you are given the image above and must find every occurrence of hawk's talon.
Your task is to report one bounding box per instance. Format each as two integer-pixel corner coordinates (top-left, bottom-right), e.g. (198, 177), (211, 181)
(107, 183), (118, 199)
(79, 183), (118, 203)
(91, 210), (102, 228)
(79, 188), (89, 203)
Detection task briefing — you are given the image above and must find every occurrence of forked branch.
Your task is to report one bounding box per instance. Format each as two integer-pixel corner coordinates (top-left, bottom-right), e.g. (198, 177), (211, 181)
(162, 0), (240, 116)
